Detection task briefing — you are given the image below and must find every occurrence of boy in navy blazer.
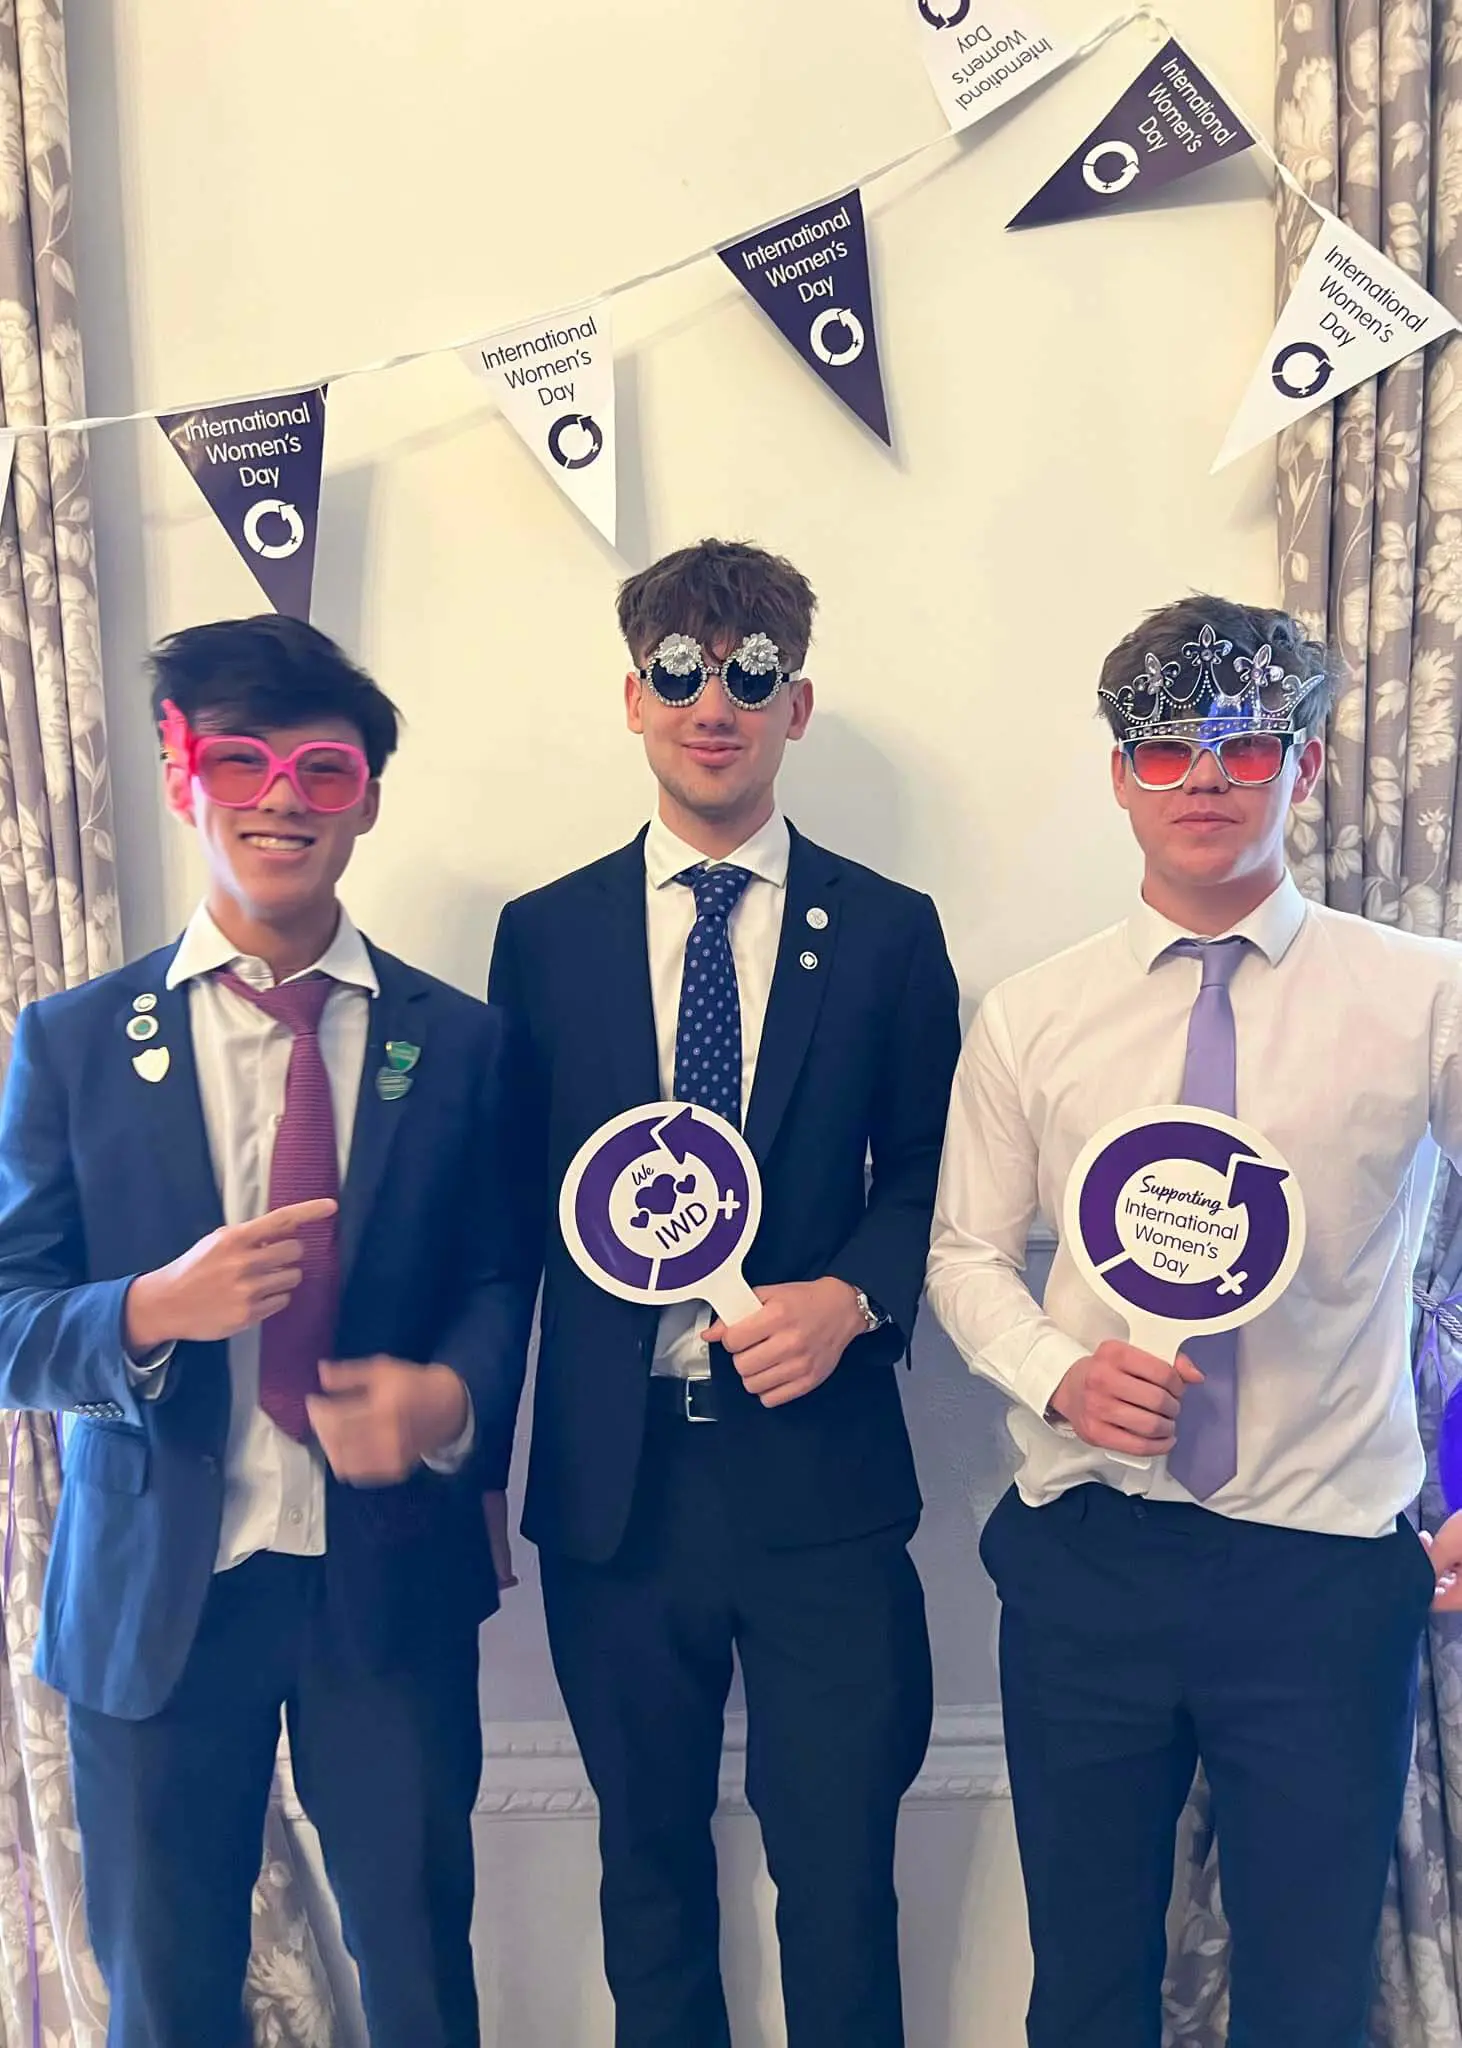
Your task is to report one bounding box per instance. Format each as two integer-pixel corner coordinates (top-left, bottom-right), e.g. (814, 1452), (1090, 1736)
(0, 618), (534, 2048)
(490, 540), (962, 2048)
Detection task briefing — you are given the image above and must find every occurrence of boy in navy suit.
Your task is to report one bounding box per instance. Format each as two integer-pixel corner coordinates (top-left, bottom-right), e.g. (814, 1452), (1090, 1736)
(491, 540), (962, 2048)
(0, 617), (534, 2048)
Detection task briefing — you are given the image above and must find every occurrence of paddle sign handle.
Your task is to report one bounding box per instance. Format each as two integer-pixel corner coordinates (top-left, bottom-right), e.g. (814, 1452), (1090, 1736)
(704, 1265), (762, 1327)
(1093, 1311), (1189, 1471)
(1124, 1311), (1185, 1367)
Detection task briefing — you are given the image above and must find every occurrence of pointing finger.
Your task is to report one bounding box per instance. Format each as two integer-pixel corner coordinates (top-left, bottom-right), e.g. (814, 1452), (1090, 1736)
(247, 1199), (338, 1243)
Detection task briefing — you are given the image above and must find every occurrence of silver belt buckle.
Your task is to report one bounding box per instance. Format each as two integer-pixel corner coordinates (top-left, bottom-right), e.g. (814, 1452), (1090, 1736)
(684, 1378), (716, 1424)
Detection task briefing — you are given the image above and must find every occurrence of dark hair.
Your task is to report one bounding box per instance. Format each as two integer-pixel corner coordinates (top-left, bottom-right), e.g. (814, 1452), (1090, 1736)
(1098, 594), (1334, 739)
(617, 539), (817, 669)
(148, 616), (401, 776)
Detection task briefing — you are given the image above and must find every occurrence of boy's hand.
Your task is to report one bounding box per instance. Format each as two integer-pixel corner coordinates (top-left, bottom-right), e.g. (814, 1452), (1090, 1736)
(1048, 1340), (1204, 1457)
(307, 1357), (469, 1487)
(704, 1278), (866, 1408)
(1422, 1513), (1462, 1611)
(124, 1199), (338, 1352)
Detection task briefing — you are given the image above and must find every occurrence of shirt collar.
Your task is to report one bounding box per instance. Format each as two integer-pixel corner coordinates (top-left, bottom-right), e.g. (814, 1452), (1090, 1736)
(644, 809), (791, 892)
(165, 903), (380, 994)
(1127, 872), (1308, 974)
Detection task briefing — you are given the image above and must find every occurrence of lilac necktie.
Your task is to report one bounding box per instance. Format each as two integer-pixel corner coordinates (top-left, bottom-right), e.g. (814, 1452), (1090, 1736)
(217, 970), (340, 1442)
(1163, 937), (1248, 1501)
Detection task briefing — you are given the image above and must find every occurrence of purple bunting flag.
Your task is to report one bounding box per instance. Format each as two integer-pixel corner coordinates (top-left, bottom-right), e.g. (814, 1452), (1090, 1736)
(159, 388), (328, 620)
(1008, 39), (1253, 231)
(720, 190), (890, 446)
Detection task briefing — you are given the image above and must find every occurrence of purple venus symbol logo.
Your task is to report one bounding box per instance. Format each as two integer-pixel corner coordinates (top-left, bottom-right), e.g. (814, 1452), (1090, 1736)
(1063, 1106), (1306, 1351)
(559, 1101), (764, 1322)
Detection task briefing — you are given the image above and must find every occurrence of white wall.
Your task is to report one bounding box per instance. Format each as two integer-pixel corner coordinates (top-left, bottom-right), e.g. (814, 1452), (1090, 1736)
(64, 1), (1278, 2040)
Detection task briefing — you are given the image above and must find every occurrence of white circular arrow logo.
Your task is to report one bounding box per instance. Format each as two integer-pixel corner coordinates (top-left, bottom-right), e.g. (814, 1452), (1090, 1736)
(1082, 140), (1141, 195)
(809, 307), (866, 368)
(242, 499), (306, 559)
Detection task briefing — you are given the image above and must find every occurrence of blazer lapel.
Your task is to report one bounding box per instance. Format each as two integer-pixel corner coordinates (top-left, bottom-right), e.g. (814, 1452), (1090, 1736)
(743, 828), (841, 1165)
(595, 831), (661, 1109)
(338, 947), (430, 1285)
(126, 952), (225, 1246)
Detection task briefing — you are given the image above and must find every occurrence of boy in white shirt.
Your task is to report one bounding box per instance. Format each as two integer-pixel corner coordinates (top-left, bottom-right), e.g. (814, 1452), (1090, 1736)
(928, 595), (1462, 2048)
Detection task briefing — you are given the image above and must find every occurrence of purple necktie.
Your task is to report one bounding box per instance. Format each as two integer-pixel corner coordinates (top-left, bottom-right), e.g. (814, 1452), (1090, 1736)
(1164, 937), (1248, 1501)
(217, 970), (340, 1442)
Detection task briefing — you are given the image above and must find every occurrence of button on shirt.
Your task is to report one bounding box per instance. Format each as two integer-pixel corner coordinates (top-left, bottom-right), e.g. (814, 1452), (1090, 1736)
(644, 810), (789, 1378)
(926, 876), (1462, 1539)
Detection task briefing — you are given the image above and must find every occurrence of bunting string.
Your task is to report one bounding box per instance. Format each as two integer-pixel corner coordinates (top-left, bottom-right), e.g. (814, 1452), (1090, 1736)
(21, 4), (1317, 441)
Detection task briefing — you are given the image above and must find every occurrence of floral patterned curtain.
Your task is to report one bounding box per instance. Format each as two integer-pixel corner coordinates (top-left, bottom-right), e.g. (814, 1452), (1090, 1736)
(0, 2), (337, 2040)
(1164, 2), (1462, 2041)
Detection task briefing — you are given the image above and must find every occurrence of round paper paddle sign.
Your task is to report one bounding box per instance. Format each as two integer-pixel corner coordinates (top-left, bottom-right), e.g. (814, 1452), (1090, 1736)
(559, 1101), (762, 1324)
(1063, 1106), (1306, 1359)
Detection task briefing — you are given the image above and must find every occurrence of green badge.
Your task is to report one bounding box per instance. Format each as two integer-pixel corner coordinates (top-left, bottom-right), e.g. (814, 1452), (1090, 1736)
(126, 1014), (159, 1042)
(384, 1040), (420, 1075)
(376, 1069), (413, 1102)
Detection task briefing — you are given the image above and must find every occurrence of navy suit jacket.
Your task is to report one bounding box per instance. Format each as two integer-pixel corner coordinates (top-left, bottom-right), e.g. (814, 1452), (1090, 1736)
(0, 939), (536, 1720)
(489, 824), (962, 1564)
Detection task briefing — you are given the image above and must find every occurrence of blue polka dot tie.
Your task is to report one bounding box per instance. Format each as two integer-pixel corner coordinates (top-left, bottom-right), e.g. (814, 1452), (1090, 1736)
(673, 863), (754, 1128)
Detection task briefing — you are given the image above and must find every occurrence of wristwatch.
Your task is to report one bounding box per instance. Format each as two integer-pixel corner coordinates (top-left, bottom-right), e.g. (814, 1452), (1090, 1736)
(854, 1288), (891, 1335)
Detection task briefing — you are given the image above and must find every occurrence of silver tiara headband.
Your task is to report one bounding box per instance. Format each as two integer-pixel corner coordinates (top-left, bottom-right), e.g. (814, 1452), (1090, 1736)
(1099, 622), (1310, 739)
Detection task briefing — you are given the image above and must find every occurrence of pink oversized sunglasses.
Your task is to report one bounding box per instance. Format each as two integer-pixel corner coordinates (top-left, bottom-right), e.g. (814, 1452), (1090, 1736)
(160, 700), (370, 815)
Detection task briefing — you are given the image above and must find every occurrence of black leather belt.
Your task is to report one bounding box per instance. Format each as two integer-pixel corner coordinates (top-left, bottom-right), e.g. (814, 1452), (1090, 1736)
(647, 1374), (721, 1424)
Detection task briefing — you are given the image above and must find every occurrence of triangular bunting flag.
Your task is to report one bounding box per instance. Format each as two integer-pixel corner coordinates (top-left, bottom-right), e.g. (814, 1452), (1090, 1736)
(910, 0), (1065, 135)
(1007, 38), (1253, 230)
(720, 190), (890, 446)
(1214, 214), (1460, 469)
(463, 303), (617, 547)
(159, 389), (326, 620)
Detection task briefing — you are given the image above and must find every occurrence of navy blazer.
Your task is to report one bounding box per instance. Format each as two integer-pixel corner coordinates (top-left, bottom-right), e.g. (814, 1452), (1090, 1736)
(0, 940), (536, 1720)
(489, 824), (962, 1563)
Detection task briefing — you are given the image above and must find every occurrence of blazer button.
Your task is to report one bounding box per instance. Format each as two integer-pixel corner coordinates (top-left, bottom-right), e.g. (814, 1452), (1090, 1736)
(201, 1455), (219, 1474)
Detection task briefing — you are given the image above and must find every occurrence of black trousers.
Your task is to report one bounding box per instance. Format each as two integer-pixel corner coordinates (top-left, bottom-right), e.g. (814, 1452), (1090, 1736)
(980, 1482), (1435, 2048)
(540, 1410), (933, 2048)
(69, 1552), (484, 2048)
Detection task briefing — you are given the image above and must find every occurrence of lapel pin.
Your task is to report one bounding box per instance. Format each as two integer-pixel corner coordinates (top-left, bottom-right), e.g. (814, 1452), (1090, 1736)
(376, 1068), (413, 1102)
(806, 907), (828, 931)
(133, 1047), (170, 1084)
(132, 993), (158, 1013)
(125, 1014), (159, 1043)
(384, 1040), (420, 1075)
(799, 951), (819, 971)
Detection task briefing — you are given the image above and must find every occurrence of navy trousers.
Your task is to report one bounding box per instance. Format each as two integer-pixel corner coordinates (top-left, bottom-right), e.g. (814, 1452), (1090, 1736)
(981, 1482), (1435, 2048)
(69, 1552), (483, 2048)
(541, 1411), (933, 2048)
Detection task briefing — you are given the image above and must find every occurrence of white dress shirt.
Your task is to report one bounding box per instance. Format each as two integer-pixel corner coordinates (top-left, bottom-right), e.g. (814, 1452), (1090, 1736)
(643, 809), (790, 1378)
(162, 905), (470, 1573)
(926, 875), (1462, 1539)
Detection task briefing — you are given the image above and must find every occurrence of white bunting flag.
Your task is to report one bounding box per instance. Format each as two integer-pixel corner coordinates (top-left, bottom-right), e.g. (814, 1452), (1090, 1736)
(1215, 216), (1459, 470)
(910, 0), (1064, 134)
(463, 302), (617, 546)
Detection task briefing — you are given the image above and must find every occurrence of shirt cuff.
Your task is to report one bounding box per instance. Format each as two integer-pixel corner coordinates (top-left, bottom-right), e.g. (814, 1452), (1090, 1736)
(123, 1342), (175, 1401)
(1011, 1329), (1089, 1430)
(423, 1386), (476, 1475)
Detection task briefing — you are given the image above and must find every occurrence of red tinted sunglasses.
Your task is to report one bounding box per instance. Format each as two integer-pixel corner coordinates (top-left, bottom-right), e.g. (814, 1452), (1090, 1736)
(160, 700), (370, 815)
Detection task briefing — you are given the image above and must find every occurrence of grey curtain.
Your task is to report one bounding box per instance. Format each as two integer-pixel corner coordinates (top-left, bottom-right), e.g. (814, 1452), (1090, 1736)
(0, 1), (337, 2039)
(1163, 2), (1462, 2039)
